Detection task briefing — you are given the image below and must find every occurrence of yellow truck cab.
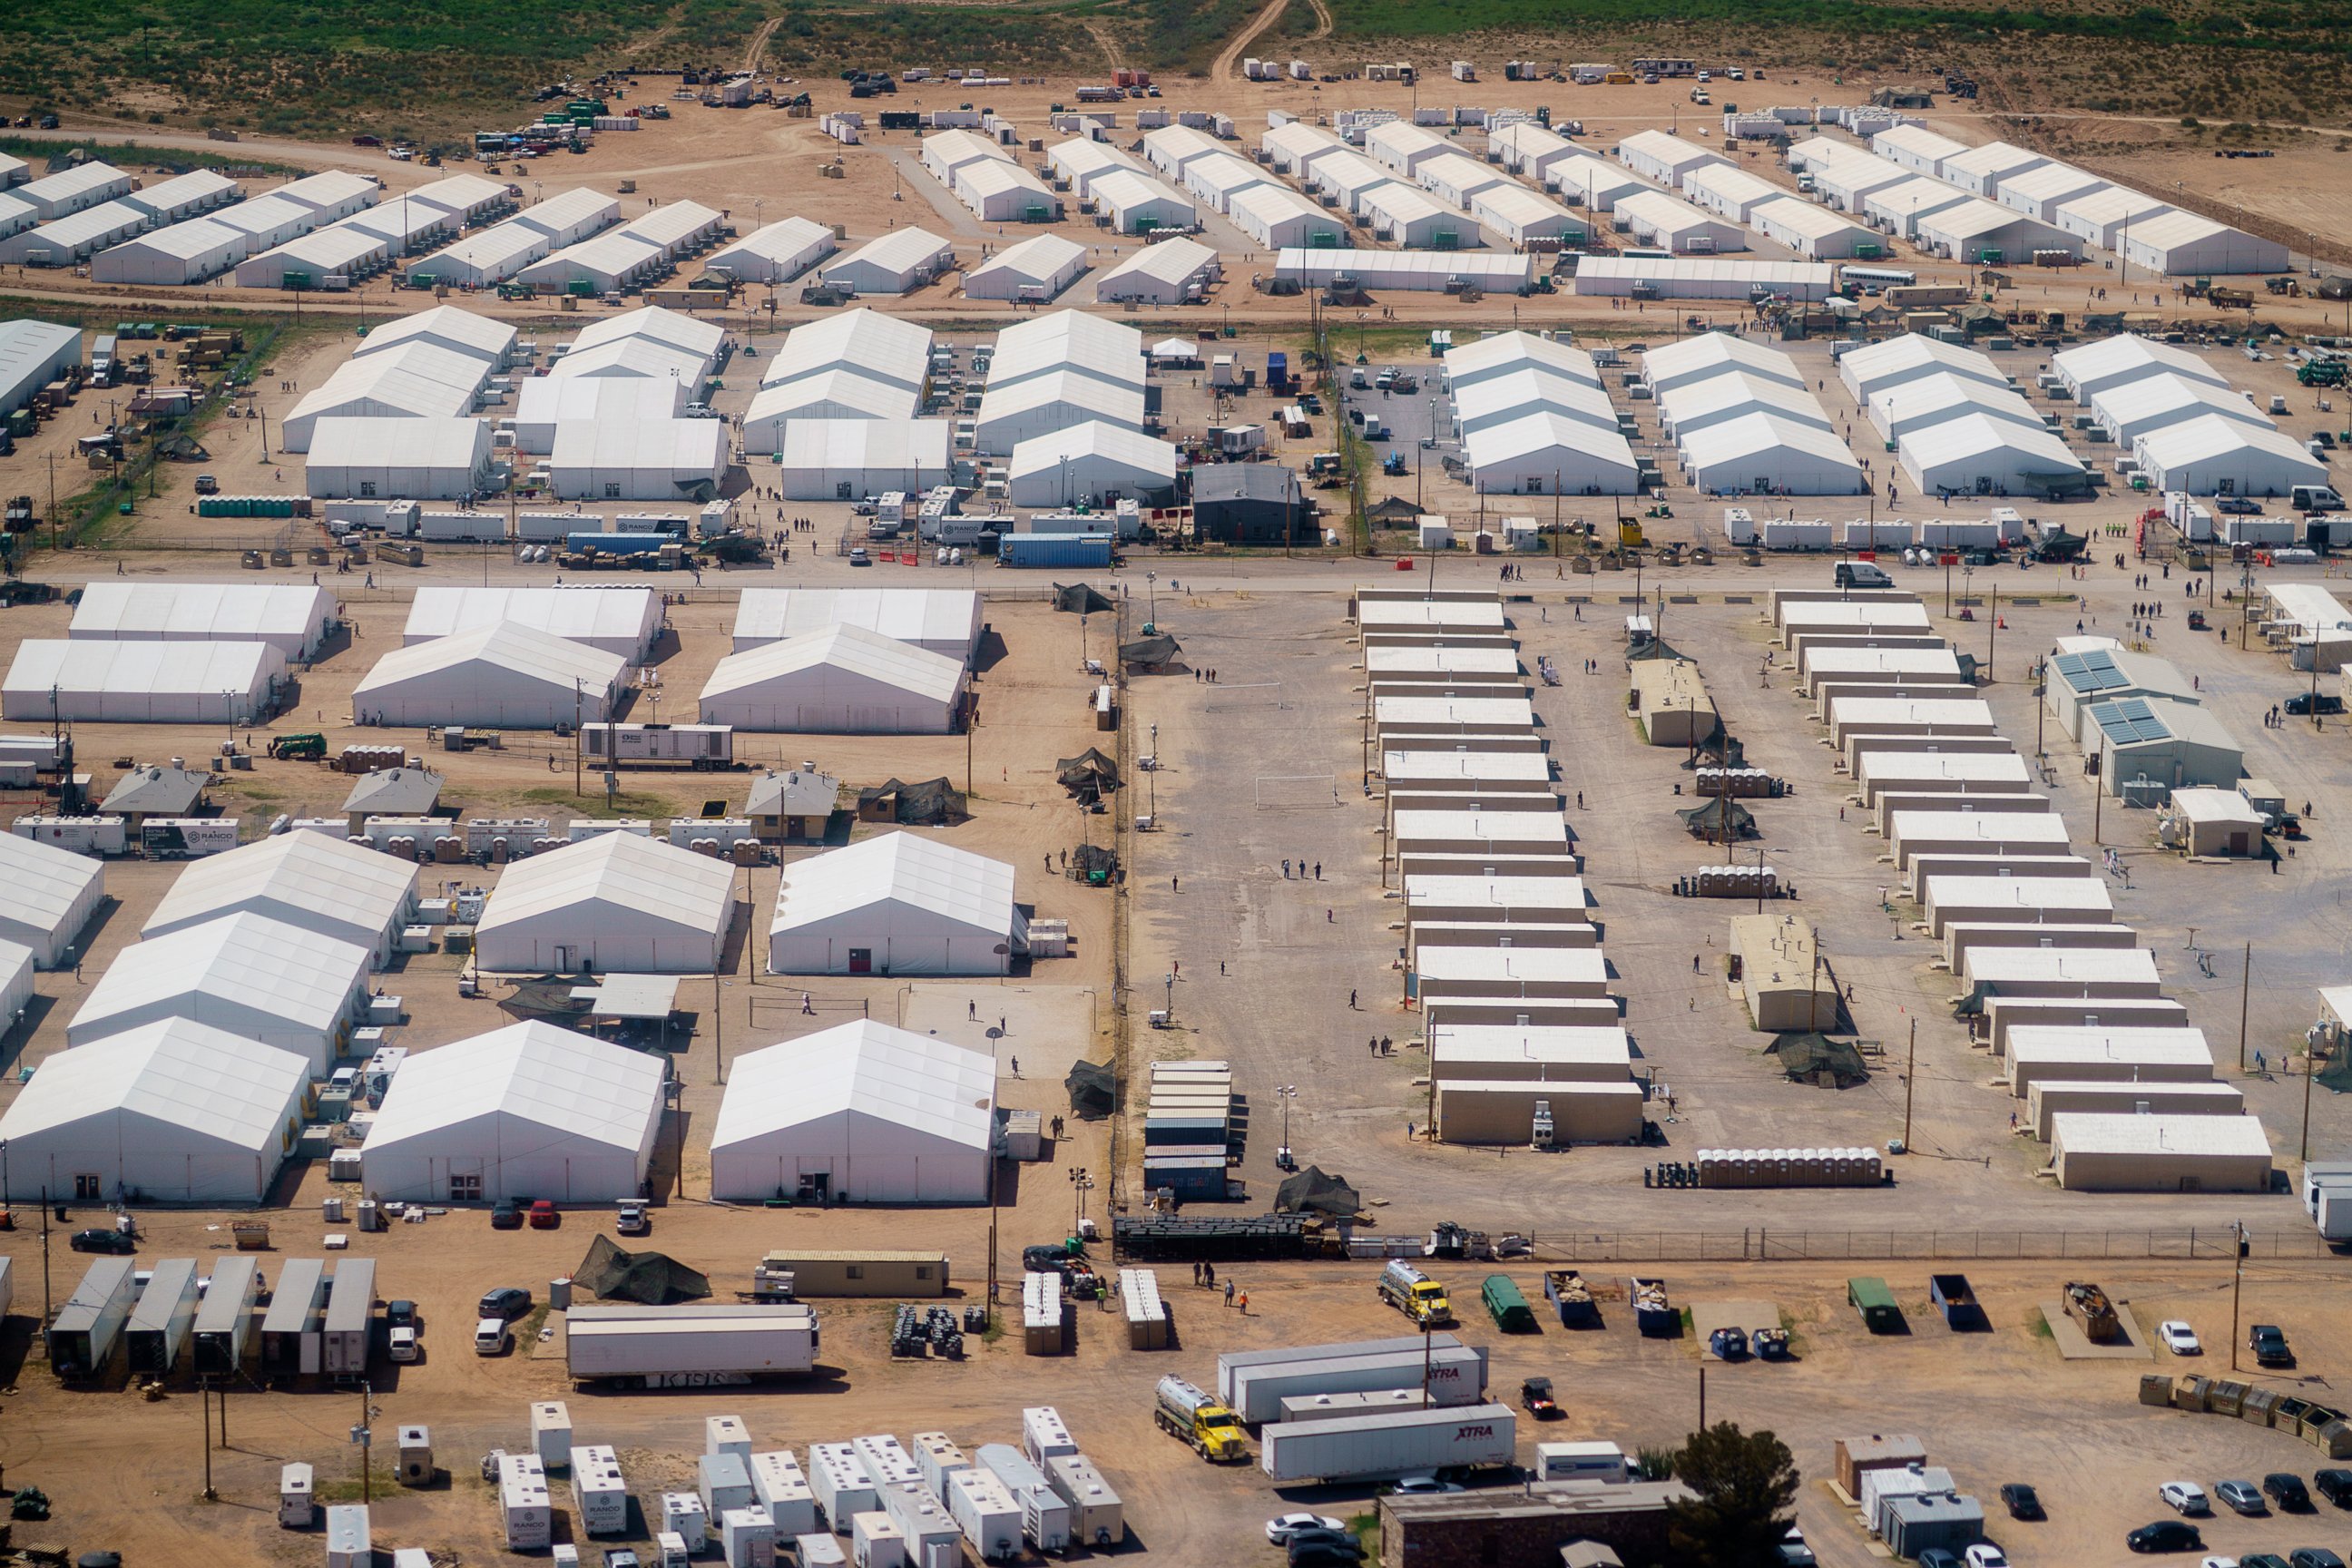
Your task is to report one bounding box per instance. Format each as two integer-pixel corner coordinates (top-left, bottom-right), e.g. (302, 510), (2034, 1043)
(1377, 1259), (1455, 1326)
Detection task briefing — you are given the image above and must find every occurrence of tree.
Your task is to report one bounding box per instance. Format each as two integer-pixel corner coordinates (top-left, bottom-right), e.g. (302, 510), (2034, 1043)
(1664, 1421), (1801, 1568)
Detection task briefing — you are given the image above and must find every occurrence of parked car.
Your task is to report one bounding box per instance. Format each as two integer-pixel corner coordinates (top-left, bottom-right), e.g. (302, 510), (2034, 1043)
(1999, 1484), (2045, 1520)
(2312, 1469), (2352, 1508)
(1917, 1551), (1963, 1568)
(387, 1325), (420, 1363)
(474, 1318), (513, 1357)
(385, 1299), (419, 1329)
(69, 1229), (136, 1254)
(2128, 1520), (2204, 1553)
(1267, 1515), (1346, 1544)
(527, 1200), (559, 1229)
(2250, 1325), (2295, 1367)
(1777, 1525), (1817, 1566)
(2217, 495), (2262, 514)
(490, 1200), (523, 1230)
(2284, 693), (2344, 717)
(2161, 1482), (2212, 1516)
(2289, 1551), (2347, 1568)
(1289, 1537), (1365, 1567)
(479, 1287), (532, 1320)
(1389, 1476), (1465, 1496)
(1965, 1547), (2010, 1568)
(2158, 1319), (2202, 1355)
(2215, 1481), (2267, 1515)
(2266, 1475), (2315, 1513)
(848, 547), (871, 566)
(616, 1202), (650, 1236)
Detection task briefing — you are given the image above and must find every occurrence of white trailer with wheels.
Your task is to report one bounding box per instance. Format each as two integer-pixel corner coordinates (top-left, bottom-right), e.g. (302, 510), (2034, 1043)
(571, 1446), (630, 1536)
(1044, 1455), (1122, 1550)
(750, 1450), (818, 1535)
(946, 1468), (1023, 1562)
(192, 1255), (260, 1376)
(1259, 1403), (1518, 1483)
(976, 1444), (1070, 1553)
(810, 1442), (877, 1530)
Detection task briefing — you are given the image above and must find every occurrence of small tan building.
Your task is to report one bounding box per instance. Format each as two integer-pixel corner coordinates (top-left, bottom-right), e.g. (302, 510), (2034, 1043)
(756, 1250), (950, 1297)
(1627, 659), (1716, 748)
(2162, 787), (2265, 858)
(1433, 1079), (1645, 1145)
(1887, 808), (2072, 874)
(2050, 1111), (2273, 1192)
(2004, 1024), (2216, 1095)
(1416, 946), (1610, 1000)
(1961, 946), (2162, 1002)
(1730, 914), (1836, 1033)
(1428, 1024), (1632, 1082)
(1922, 875), (2113, 939)
(1854, 750), (2034, 808)
(2027, 1079), (2244, 1140)
(1986, 996), (2190, 1055)
(1826, 693), (1996, 750)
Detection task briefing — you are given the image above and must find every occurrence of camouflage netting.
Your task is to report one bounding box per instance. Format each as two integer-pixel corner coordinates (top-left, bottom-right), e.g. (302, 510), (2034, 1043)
(1056, 749), (1121, 799)
(1120, 632), (1181, 668)
(576, 1236), (710, 1305)
(1274, 1166), (1360, 1218)
(1677, 797), (1759, 840)
(1053, 583), (1115, 614)
(1064, 1059), (1115, 1119)
(858, 777), (968, 825)
(1770, 1032), (1869, 1089)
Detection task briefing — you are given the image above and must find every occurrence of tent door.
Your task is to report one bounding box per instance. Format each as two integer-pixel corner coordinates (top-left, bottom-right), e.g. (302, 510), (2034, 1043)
(848, 948), (874, 975)
(450, 1172), (483, 1201)
(797, 1171), (830, 1202)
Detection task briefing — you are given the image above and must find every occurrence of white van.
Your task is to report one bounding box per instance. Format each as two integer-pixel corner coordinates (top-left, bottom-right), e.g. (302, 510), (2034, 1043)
(475, 1318), (513, 1357)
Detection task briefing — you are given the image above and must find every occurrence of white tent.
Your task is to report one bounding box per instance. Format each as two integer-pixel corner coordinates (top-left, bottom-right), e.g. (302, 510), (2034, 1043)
(1419, 152), (1511, 211)
(1747, 196), (1876, 260)
(516, 230), (662, 293)
(1464, 411), (1640, 495)
(1681, 163), (1785, 222)
(0, 1019), (309, 1204)
(1899, 414), (2089, 499)
(1005, 421), (1179, 506)
(550, 416), (726, 502)
(1442, 330), (1600, 394)
(404, 586), (661, 659)
(2119, 211), (2288, 276)
(360, 1022), (663, 1203)
(69, 583), (335, 659)
(710, 1022), (995, 1203)
(1543, 153), (1649, 211)
(1938, 141), (2050, 198)
(1092, 170), (1197, 237)
(922, 129), (1010, 186)
(705, 215), (837, 283)
(1994, 162), (2107, 222)
(2091, 373), (2269, 447)
(475, 833), (735, 975)
(820, 229), (956, 296)
(2132, 415), (2329, 498)
(975, 370), (1143, 455)
(956, 159), (1062, 223)
(283, 343), (487, 451)
(762, 308), (933, 395)
(1367, 121), (1451, 175)
(986, 309), (1144, 393)
(1615, 130), (1728, 185)
(2053, 187), (2175, 250)
(0, 936), (29, 1034)
(88, 218), (245, 285)
(1313, 152), (1403, 216)
(1142, 125), (1225, 180)
(407, 225), (546, 287)
(3, 640), (285, 724)
(1868, 374), (2044, 443)
(1644, 333), (1807, 397)
(1869, 125), (1969, 176)
(68, 911), (369, 1072)
(769, 831), (1026, 976)
(1225, 184), (1346, 250)
(1271, 249), (1535, 293)
(1838, 333), (2005, 405)
(270, 170), (380, 221)
(234, 226), (387, 289)
(743, 371), (914, 454)
(1915, 199), (2078, 266)
(1262, 121), (1348, 175)
(2053, 335), (2230, 406)
(304, 416), (493, 500)
(508, 187), (623, 249)
(1808, 154), (1911, 214)
(1473, 185), (1585, 249)
(731, 589), (982, 657)
(965, 234), (1089, 301)
(351, 622), (626, 729)
(1182, 154), (1272, 215)
(142, 832), (416, 966)
(512, 376), (683, 456)
(1050, 137), (1149, 194)
(777, 418), (953, 500)
(353, 305), (516, 369)
(1362, 182), (1469, 249)
(1452, 367), (1620, 439)
(1093, 236), (1219, 304)
(1862, 178), (1975, 238)
(0, 832), (103, 967)
(700, 623), (967, 734)
(1681, 412), (1866, 495)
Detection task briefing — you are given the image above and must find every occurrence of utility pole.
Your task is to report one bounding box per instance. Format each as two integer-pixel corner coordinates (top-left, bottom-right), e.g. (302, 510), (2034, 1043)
(2239, 942), (2251, 1072)
(201, 1380), (216, 1500)
(40, 1183), (51, 1320)
(1698, 1363), (1707, 1428)
(1987, 584), (1998, 679)
(1420, 1318), (1434, 1408)
(2229, 1220), (2246, 1371)
(1902, 1020), (1916, 1152)
(573, 678), (583, 798)
(357, 1380), (377, 1505)
(2304, 1037), (2325, 1161)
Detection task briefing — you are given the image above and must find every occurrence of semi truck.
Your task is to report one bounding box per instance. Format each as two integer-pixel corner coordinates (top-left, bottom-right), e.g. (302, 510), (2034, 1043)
(1377, 1259), (1455, 1327)
(1152, 1376), (1250, 1462)
(1259, 1403), (1518, 1484)
(564, 1303), (819, 1385)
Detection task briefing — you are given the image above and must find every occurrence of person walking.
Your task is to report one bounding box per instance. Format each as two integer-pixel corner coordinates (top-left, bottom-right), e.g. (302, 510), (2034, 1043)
(1349, 988), (1357, 1009)
(1224, 1279), (1236, 1308)
(1237, 1290), (1249, 1316)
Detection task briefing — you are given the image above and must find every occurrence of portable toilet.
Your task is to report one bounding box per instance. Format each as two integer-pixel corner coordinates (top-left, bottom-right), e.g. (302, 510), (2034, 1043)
(279, 1463), (316, 1527)
(397, 1424), (433, 1487)
(325, 1504), (370, 1568)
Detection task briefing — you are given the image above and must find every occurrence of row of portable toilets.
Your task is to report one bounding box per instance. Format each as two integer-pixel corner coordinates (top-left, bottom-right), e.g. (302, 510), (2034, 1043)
(1688, 1147), (1887, 1188)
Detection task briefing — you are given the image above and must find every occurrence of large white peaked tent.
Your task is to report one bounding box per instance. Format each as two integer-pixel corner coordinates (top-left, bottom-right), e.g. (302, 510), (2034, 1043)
(68, 911), (370, 1073)
(351, 622), (626, 729)
(474, 832), (736, 974)
(69, 583), (336, 660)
(710, 1021), (996, 1203)
(0, 1020), (309, 1203)
(4, 639), (286, 725)
(0, 938), (26, 1034)
(142, 833), (417, 967)
(731, 589), (982, 659)
(403, 586), (662, 661)
(360, 1022), (663, 1203)
(769, 831), (1027, 976)
(0, 832), (104, 967)
(700, 623), (968, 734)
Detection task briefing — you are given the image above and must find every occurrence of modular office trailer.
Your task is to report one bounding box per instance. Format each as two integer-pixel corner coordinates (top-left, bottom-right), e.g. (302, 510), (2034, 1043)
(854, 1434), (923, 1490)
(751, 1450), (819, 1536)
(810, 1442), (877, 1528)
(1259, 1403), (1518, 1483)
(51, 1256), (138, 1377)
(500, 1454), (553, 1550)
(126, 1258), (201, 1375)
(877, 1480), (964, 1568)
(946, 1468), (1024, 1563)
(192, 1255), (261, 1376)
(322, 1258), (377, 1380)
(260, 1258), (329, 1377)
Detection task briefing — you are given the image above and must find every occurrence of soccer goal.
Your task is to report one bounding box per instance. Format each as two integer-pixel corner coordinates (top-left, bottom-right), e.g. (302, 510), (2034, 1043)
(1253, 772), (1339, 808)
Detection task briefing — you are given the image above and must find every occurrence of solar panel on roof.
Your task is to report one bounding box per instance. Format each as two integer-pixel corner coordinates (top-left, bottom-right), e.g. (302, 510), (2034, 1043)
(2090, 696), (2171, 745)
(2053, 649), (2126, 691)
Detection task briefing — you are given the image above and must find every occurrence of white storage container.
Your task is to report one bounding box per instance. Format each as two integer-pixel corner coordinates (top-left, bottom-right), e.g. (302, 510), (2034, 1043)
(810, 1443), (877, 1531)
(662, 1491), (709, 1544)
(852, 1511), (907, 1568)
(531, 1401), (573, 1469)
(551, 1549), (581, 1568)
(721, 1504), (779, 1568)
(911, 1432), (970, 1500)
(701, 1451), (756, 1519)
(279, 1463), (315, 1527)
(1020, 1407), (1076, 1465)
(571, 1445), (630, 1536)
(798, 1534), (848, 1568)
(879, 1479), (963, 1565)
(976, 1443), (1070, 1553)
(325, 1504), (370, 1568)
(500, 1454), (553, 1550)
(750, 1450), (818, 1534)
(655, 1533), (691, 1568)
(706, 1414), (753, 1459)
(946, 1468), (1023, 1563)
(1044, 1454), (1123, 1550)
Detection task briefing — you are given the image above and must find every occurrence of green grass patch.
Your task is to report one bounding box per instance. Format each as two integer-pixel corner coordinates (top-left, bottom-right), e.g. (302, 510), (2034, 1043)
(0, 135), (306, 179)
(313, 1466), (400, 1504)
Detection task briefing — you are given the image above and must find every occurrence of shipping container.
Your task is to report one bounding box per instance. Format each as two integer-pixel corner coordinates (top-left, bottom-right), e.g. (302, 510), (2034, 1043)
(662, 1491), (709, 1543)
(757, 1250), (947, 1298)
(191, 1255), (260, 1376)
(946, 1467), (1023, 1562)
(15, 816), (128, 854)
(571, 1445), (631, 1536)
(1044, 1454), (1122, 1550)
(1219, 1335), (1465, 1406)
(751, 1450), (819, 1535)
(998, 532), (1112, 569)
(1259, 1403), (1518, 1483)
(1535, 1441), (1628, 1483)
(322, 1258), (377, 1379)
(811, 1441), (878, 1529)
(260, 1258), (329, 1377)
(851, 1511), (904, 1567)
(125, 1258), (201, 1375)
(564, 1302), (819, 1383)
(142, 818), (240, 858)
(1847, 1276), (1904, 1333)
(52, 1255), (139, 1377)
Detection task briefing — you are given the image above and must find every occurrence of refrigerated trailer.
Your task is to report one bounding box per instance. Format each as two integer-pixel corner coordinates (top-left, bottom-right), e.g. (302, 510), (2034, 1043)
(323, 1258), (377, 1380)
(1259, 1403), (1517, 1484)
(563, 1302), (819, 1384)
(191, 1255), (261, 1376)
(260, 1258), (329, 1377)
(1218, 1334), (1468, 1407)
(125, 1257), (201, 1375)
(50, 1256), (137, 1377)
(1227, 1343), (1489, 1423)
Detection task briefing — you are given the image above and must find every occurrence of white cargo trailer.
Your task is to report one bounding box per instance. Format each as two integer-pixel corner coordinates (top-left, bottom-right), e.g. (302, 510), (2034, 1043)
(750, 1450), (818, 1535)
(911, 1432), (970, 1500)
(662, 1491), (709, 1543)
(722, 1504), (779, 1568)
(1044, 1454), (1122, 1549)
(811, 1442), (877, 1529)
(851, 1511), (906, 1568)
(946, 1468), (1023, 1562)
(322, 1258), (377, 1380)
(533, 1402), (574, 1469)
(50, 1255), (138, 1377)
(1259, 1402), (1518, 1483)
(708, 1414), (754, 1459)
(1020, 1407), (1077, 1465)
(878, 1479), (963, 1567)
(1230, 1343), (1490, 1423)
(1218, 1334), (1466, 1406)
(854, 1435), (923, 1490)
(501, 1453), (553, 1549)
(571, 1445), (630, 1535)
(564, 1302), (819, 1384)
(125, 1257), (201, 1375)
(279, 1463), (315, 1526)
(259, 1258), (328, 1377)
(975, 1443), (1070, 1553)
(798, 1534), (848, 1567)
(326, 1504), (371, 1568)
(701, 1451), (756, 1518)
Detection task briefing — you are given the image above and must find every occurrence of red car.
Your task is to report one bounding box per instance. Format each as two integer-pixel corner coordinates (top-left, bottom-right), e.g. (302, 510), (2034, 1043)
(527, 1200), (559, 1229)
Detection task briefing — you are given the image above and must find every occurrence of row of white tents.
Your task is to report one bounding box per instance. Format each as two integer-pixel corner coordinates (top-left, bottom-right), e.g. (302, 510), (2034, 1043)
(1444, 329), (1638, 495)
(1648, 334), (1867, 495)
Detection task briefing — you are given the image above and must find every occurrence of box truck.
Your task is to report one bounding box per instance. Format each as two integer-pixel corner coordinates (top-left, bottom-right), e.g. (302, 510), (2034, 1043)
(51, 1256), (138, 1377)
(126, 1258), (201, 1375)
(563, 1302), (819, 1384)
(1259, 1403), (1517, 1484)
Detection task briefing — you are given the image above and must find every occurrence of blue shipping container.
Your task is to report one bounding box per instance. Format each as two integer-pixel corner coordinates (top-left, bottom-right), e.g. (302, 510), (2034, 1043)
(1000, 532), (1112, 569)
(1140, 1155), (1228, 1200)
(567, 532), (673, 556)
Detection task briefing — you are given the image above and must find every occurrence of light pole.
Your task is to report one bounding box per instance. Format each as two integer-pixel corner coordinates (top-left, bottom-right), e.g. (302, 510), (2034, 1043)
(1276, 1084), (1297, 1170)
(1067, 1166), (1093, 1236)
(1145, 570), (1156, 627)
(1148, 723), (1158, 818)
(2228, 1220), (2247, 1370)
